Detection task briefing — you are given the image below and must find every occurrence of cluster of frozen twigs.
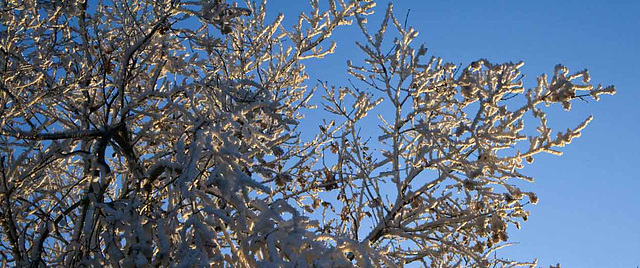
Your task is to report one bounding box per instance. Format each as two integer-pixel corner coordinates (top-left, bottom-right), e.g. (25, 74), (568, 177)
(0, 0), (613, 267)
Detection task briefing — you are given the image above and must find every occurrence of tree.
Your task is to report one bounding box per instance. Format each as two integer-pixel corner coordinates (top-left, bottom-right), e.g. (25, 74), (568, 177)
(0, 0), (615, 267)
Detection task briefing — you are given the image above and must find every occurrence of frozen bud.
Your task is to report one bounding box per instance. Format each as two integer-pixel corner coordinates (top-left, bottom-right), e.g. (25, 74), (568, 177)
(275, 174), (286, 187)
(467, 168), (482, 178)
(461, 85), (475, 99)
(304, 205), (314, 213)
(455, 122), (466, 136)
(508, 187), (523, 200)
(527, 192), (539, 204)
(477, 152), (491, 162)
(498, 231), (509, 242)
(272, 146), (284, 156)
(491, 233), (501, 243)
(462, 179), (477, 189)
(470, 61), (481, 70)
(474, 241), (485, 252)
(329, 142), (339, 154)
(525, 156), (534, 163)
(369, 198), (381, 208)
(505, 193), (517, 206)
(582, 70), (591, 83)
(491, 215), (506, 232)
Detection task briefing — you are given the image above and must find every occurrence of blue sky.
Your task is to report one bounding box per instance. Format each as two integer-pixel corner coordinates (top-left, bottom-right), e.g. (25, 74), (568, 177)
(265, 0), (640, 267)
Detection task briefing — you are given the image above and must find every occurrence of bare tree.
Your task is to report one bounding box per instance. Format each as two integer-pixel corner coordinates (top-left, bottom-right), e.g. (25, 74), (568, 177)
(0, 0), (614, 267)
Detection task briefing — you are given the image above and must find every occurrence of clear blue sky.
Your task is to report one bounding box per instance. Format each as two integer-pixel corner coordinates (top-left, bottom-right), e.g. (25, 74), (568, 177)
(265, 1), (640, 267)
